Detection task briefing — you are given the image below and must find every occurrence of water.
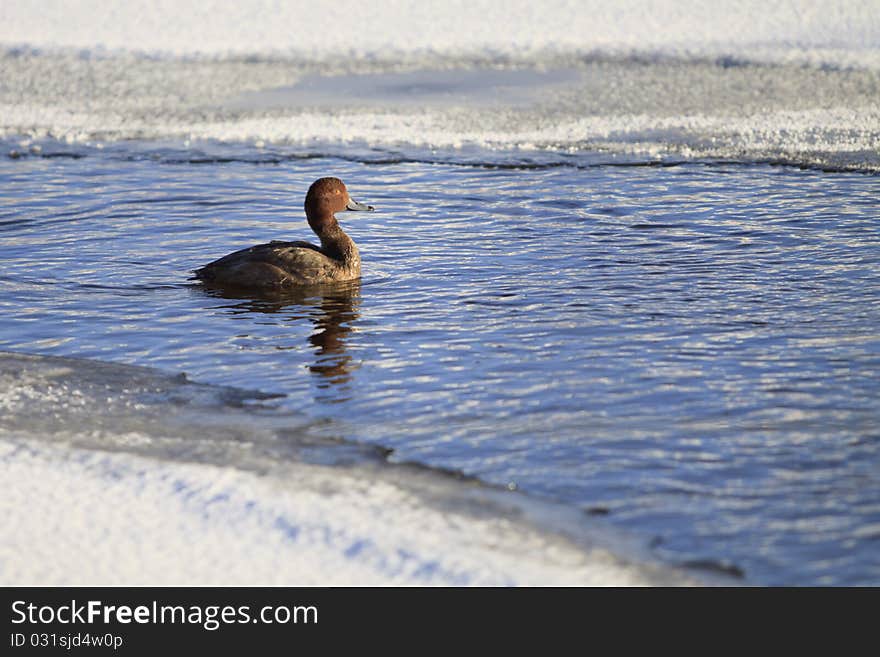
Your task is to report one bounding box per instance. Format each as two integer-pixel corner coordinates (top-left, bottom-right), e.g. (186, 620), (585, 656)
(2, 146), (878, 585)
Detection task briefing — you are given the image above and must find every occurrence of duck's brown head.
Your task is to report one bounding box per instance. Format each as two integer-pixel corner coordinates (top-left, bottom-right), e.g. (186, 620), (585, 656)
(304, 177), (373, 232)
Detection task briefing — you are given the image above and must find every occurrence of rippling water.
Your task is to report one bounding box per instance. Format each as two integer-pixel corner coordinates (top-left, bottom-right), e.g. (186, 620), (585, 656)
(1, 149), (879, 584)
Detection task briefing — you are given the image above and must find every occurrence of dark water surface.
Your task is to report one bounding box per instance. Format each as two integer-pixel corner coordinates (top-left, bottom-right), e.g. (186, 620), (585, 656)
(1, 150), (878, 584)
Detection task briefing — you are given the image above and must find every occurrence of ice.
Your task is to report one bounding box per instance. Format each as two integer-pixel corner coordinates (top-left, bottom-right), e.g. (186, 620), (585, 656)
(2, 53), (879, 171)
(1, 1), (878, 68)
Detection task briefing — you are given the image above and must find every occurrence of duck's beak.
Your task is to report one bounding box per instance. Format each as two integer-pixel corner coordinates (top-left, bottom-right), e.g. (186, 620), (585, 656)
(345, 198), (374, 212)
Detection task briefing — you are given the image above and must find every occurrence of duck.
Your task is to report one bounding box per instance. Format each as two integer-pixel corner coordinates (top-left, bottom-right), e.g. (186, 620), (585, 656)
(193, 177), (373, 289)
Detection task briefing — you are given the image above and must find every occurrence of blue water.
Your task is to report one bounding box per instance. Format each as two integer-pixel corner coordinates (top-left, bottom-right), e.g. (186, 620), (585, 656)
(1, 144), (879, 585)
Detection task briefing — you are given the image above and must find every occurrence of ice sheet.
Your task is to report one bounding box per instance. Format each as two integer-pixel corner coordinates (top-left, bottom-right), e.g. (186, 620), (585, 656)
(1, 1), (878, 68)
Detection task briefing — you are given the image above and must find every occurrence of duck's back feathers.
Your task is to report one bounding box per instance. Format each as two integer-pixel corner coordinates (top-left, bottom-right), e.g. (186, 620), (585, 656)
(193, 241), (357, 289)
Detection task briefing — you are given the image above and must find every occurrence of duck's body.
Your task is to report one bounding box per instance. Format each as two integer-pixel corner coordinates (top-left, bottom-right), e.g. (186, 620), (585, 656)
(193, 177), (372, 290)
(194, 237), (360, 287)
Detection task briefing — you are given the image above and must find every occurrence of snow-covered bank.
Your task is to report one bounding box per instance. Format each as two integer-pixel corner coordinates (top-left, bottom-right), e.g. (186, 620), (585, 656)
(2, 0), (878, 69)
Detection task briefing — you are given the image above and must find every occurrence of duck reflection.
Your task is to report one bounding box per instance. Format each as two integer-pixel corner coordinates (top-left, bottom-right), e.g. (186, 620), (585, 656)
(306, 286), (360, 388)
(200, 281), (361, 398)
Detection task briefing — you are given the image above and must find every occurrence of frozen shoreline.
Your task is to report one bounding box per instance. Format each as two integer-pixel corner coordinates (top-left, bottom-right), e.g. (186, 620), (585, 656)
(2, 3), (878, 172)
(0, 350), (702, 586)
(3, 54), (878, 173)
(0, 438), (693, 586)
